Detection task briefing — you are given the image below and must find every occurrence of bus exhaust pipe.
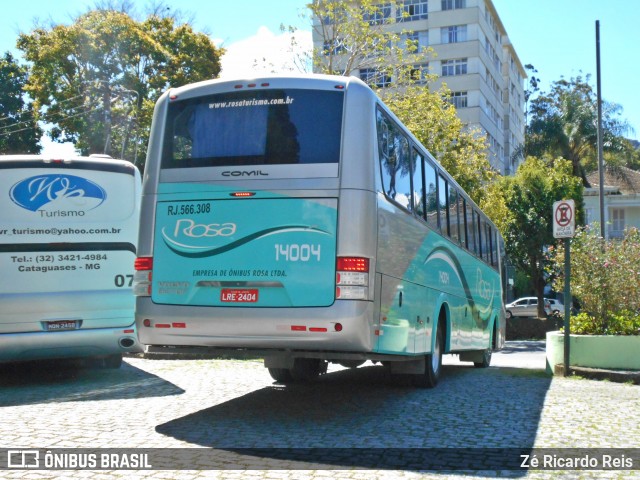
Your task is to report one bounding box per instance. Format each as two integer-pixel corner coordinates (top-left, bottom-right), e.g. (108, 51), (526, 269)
(119, 337), (135, 349)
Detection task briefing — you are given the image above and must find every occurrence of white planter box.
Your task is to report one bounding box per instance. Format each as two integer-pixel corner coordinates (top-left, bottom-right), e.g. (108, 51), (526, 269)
(546, 330), (640, 371)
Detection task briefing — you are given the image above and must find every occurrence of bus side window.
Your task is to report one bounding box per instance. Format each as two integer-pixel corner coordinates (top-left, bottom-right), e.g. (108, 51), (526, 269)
(377, 110), (411, 210)
(438, 174), (448, 235)
(479, 215), (488, 263)
(412, 150), (426, 218)
(448, 187), (460, 244)
(475, 211), (482, 257)
(459, 197), (467, 247)
(424, 160), (438, 225)
(466, 202), (476, 253)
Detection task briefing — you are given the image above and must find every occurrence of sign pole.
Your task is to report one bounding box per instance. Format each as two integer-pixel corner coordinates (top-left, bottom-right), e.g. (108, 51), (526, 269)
(553, 199), (575, 377)
(563, 238), (571, 376)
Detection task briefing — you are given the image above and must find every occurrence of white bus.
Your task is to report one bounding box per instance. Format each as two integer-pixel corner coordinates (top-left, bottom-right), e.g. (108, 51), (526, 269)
(0, 155), (142, 368)
(134, 75), (506, 387)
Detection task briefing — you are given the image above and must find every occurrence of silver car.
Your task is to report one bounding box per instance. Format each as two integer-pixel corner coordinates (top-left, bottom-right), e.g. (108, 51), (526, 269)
(505, 297), (551, 319)
(545, 298), (565, 315)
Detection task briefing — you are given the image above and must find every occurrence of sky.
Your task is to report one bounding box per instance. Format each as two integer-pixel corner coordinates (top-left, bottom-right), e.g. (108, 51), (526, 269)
(1, 0), (638, 155)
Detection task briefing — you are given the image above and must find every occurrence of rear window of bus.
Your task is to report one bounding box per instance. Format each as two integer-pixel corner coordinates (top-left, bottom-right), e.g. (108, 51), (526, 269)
(162, 89), (344, 168)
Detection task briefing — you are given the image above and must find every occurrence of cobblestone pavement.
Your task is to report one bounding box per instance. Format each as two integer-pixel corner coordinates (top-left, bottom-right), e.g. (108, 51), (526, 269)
(0, 341), (638, 480)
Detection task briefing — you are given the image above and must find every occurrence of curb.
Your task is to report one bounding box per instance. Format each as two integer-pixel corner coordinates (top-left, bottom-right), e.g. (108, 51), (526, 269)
(554, 363), (640, 385)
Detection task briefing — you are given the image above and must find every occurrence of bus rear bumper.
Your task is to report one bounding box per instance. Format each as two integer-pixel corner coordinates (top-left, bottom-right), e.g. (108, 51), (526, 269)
(0, 323), (142, 364)
(135, 299), (376, 353)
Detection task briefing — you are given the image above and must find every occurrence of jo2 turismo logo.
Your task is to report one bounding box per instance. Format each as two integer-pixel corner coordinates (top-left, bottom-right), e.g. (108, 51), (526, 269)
(9, 175), (107, 212)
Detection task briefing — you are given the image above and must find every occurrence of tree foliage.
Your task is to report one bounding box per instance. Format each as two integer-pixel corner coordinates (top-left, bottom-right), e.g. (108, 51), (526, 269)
(482, 156), (583, 317)
(548, 226), (640, 334)
(308, 0), (493, 203)
(17, 7), (223, 168)
(525, 75), (630, 185)
(0, 52), (42, 154)
(382, 85), (494, 204)
(310, 0), (422, 79)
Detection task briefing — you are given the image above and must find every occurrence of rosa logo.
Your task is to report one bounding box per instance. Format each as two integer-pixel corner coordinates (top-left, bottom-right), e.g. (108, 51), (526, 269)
(9, 174), (107, 212)
(172, 219), (237, 238)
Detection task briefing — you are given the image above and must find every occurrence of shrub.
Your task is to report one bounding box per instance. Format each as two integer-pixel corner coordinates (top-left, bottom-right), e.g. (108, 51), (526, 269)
(549, 225), (640, 335)
(570, 311), (640, 335)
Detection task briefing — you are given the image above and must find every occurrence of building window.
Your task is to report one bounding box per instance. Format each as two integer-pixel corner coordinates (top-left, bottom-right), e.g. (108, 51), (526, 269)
(611, 208), (625, 236)
(403, 30), (429, 53)
(449, 91), (468, 108)
(441, 0), (466, 10)
(441, 25), (467, 44)
(398, 0), (428, 22)
(323, 39), (346, 56)
(441, 58), (467, 76)
(363, 3), (392, 25)
(585, 207), (595, 225)
(360, 68), (392, 88)
(410, 63), (430, 84)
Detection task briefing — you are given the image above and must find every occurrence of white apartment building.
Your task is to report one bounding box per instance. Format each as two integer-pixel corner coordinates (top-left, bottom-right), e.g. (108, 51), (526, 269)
(312, 0), (527, 175)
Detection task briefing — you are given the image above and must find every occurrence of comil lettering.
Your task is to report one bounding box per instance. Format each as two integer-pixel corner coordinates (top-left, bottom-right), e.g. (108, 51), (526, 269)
(221, 170), (268, 177)
(173, 219), (236, 238)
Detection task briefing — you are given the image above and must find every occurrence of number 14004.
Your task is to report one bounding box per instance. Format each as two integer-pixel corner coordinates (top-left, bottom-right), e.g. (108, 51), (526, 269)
(274, 244), (321, 262)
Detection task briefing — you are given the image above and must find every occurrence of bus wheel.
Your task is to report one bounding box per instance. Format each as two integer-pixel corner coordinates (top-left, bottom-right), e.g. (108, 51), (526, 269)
(290, 358), (327, 381)
(268, 368), (293, 383)
(99, 354), (123, 369)
(414, 324), (443, 388)
(337, 360), (365, 369)
(473, 349), (492, 368)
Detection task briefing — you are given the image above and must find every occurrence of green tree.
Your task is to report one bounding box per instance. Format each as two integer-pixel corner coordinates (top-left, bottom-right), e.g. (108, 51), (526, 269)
(0, 52), (42, 153)
(17, 7), (223, 169)
(525, 75), (630, 186)
(482, 156), (583, 318)
(308, 0), (493, 203)
(382, 85), (494, 204)
(310, 0), (421, 80)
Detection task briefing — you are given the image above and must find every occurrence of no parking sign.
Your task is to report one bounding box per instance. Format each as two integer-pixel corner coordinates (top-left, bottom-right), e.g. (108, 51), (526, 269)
(553, 200), (576, 239)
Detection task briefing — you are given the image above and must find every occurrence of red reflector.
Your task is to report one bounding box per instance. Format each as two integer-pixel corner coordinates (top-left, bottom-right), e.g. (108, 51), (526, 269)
(248, 83), (256, 87)
(335, 85), (345, 89)
(143, 319), (151, 327)
(156, 323), (171, 328)
(172, 322), (186, 328)
(230, 192), (256, 197)
(234, 84), (243, 89)
(335, 323), (343, 332)
(261, 83), (270, 87)
(123, 329), (134, 334)
(135, 257), (153, 271)
(336, 257), (369, 272)
(309, 327), (328, 332)
(169, 95), (178, 100)
(291, 325), (307, 331)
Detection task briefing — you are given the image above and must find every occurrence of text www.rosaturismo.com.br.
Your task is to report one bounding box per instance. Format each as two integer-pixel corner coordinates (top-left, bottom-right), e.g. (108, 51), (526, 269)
(208, 96), (295, 109)
(0, 227), (122, 236)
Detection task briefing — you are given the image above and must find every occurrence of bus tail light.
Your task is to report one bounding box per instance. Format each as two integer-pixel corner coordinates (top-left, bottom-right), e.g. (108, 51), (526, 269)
(336, 257), (369, 300)
(133, 256), (153, 297)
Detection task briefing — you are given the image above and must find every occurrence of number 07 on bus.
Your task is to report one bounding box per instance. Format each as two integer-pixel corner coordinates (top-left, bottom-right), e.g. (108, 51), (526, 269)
(134, 74), (507, 388)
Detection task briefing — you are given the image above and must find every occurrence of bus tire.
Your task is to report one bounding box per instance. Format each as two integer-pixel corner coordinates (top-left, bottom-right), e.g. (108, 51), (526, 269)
(337, 360), (365, 369)
(473, 349), (492, 368)
(268, 368), (293, 383)
(101, 354), (123, 369)
(414, 322), (443, 388)
(290, 358), (326, 381)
